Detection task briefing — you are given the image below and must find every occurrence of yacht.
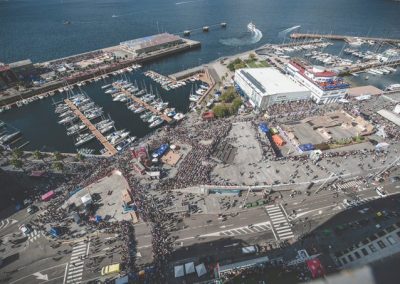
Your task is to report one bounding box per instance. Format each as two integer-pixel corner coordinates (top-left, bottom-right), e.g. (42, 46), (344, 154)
(147, 115), (159, 124)
(75, 133), (95, 147)
(116, 136), (137, 151)
(385, 84), (400, 91)
(134, 107), (146, 114)
(59, 115), (77, 124)
(101, 84), (112, 89)
(67, 123), (87, 136)
(0, 131), (21, 143)
(149, 118), (163, 129)
(109, 131), (130, 145)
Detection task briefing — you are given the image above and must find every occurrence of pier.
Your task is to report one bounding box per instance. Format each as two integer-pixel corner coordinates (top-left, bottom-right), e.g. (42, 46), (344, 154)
(113, 86), (173, 124)
(64, 99), (117, 156)
(290, 33), (400, 44)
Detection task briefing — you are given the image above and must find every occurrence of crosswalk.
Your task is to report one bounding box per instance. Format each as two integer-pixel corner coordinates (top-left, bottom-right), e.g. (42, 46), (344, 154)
(266, 204), (294, 241)
(64, 240), (89, 284)
(336, 180), (364, 191)
(27, 229), (43, 242)
(201, 221), (272, 237)
(0, 218), (18, 231)
(337, 196), (380, 210)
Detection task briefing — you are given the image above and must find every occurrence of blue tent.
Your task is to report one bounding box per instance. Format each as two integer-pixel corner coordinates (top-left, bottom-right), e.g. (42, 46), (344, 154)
(152, 144), (169, 158)
(259, 123), (270, 134)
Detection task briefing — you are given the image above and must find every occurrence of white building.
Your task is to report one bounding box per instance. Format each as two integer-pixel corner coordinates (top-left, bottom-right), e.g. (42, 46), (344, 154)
(234, 67), (311, 109)
(286, 61), (349, 104)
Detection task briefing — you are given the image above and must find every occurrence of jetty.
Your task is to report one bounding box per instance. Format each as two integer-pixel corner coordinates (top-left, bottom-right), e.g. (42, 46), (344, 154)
(64, 99), (117, 156)
(290, 33), (400, 44)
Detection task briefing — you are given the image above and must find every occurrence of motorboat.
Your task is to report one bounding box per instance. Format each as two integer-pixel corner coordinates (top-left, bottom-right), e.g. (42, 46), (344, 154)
(247, 22), (256, 33)
(116, 136), (137, 151)
(149, 118), (163, 129)
(109, 131), (130, 145)
(173, 113), (185, 121)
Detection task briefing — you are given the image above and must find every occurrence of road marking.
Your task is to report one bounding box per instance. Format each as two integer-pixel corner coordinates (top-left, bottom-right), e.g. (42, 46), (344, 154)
(63, 263), (69, 284)
(11, 263), (68, 284)
(266, 204), (294, 241)
(201, 221), (271, 237)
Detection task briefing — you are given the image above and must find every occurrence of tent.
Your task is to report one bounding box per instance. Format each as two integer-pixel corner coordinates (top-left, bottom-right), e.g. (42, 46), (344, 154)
(195, 263), (207, 277)
(81, 194), (92, 205)
(306, 258), (325, 279)
(174, 265), (184, 278)
(41, 190), (55, 202)
(185, 262), (195, 274)
(115, 275), (129, 284)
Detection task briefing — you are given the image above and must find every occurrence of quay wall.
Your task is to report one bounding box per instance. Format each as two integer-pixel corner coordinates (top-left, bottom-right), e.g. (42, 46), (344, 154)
(0, 41), (200, 106)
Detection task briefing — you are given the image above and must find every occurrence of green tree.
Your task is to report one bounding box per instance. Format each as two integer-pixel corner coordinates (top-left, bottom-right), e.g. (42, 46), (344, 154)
(33, 150), (43, 160)
(212, 104), (230, 118)
(53, 151), (64, 162)
(53, 161), (64, 172)
(11, 158), (23, 170)
(249, 53), (256, 60)
(231, 97), (243, 112)
(12, 148), (23, 160)
(76, 153), (85, 162)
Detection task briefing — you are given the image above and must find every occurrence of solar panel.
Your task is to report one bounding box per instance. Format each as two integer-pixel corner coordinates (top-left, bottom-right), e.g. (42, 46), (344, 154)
(240, 70), (266, 93)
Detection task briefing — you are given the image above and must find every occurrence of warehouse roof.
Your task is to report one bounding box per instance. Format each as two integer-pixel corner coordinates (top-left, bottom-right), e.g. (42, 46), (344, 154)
(237, 67), (308, 96)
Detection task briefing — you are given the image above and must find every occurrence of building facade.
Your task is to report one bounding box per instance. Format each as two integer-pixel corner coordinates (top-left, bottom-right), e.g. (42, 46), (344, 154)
(234, 67), (311, 110)
(286, 60), (349, 104)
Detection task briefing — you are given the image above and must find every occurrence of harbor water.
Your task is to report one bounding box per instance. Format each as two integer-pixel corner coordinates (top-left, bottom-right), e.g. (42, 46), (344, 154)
(1, 0), (400, 153)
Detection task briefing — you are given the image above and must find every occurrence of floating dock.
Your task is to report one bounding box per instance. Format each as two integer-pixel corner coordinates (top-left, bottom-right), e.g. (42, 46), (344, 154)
(290, 33), (400, 44)
(64, 99), (117, 156)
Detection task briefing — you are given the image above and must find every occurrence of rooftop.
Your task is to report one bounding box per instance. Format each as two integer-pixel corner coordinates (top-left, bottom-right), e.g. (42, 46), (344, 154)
(237, 67), (309, 96)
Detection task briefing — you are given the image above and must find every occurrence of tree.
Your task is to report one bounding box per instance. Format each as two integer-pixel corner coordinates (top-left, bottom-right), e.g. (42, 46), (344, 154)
(33, 150), (43, 160)
(12, 148), (23, 160)
(221, 90), (236, 103)
(249, 53), (256, 60)
(231, 97), (243, 112)
(212, 104), (231, 118)
(76, 153), (85, 162)
(53, 161), (64, 172)
(11, 158), (23, 170)
(53, 151), (64, 162)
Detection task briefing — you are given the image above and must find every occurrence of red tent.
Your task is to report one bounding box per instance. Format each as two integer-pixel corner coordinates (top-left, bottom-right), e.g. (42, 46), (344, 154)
(306, 258), (325, 279)
(41, 190), (55, 202)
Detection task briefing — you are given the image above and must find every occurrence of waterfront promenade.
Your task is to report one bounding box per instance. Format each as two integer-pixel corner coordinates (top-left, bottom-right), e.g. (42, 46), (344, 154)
(64, 99), (117, 156)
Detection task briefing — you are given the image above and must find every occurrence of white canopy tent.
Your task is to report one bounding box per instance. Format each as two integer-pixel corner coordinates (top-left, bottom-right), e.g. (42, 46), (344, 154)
(195, 263), (207, 277)
(185, 262), (195, 274)
(174, 265), (184, 278)
(81, 194), (92, 205)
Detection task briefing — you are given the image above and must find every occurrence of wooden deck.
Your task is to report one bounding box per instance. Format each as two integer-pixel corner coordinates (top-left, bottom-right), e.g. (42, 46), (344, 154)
(64, 99), (117, 156)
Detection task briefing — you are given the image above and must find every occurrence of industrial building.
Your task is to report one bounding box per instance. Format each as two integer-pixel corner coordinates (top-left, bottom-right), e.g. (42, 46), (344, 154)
(120, 33), (183, 55)
(234, 67), (311, 109)
(286, 60), (349, 104)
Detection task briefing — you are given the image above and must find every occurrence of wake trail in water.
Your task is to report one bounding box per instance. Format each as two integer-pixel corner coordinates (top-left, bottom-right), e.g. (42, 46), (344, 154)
(220, 27), (263, 46)
(176, 0), (205, 5)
